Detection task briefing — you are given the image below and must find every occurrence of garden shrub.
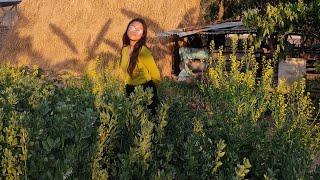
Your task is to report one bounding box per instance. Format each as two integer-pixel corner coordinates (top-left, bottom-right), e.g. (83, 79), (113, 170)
(0, 38), (319, 179)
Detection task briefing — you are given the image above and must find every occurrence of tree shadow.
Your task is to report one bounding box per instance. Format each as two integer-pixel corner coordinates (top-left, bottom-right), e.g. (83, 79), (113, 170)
(0, 10), (56, 69)
(49, 23), (79, 54)
(0, 13), (85, 72)
(52, 58), (85, 72)
(0, 29), (52, 69)
(177, 7), (198, 28)
(119, 7), (200, 75)
(94, 52), (120, 71)
(48, 19), (117, 71)
(1, 7), (201, 75)
(86, 19), (112, 61)
(103, 39), (121, 52)
(121, 9), (165, 33)
(120, 9), (171, 60)
(120, 9), (172, 55)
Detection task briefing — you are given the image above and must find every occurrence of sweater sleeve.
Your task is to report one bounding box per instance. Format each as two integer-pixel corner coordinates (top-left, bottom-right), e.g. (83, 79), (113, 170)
(143, 51), (161, 85)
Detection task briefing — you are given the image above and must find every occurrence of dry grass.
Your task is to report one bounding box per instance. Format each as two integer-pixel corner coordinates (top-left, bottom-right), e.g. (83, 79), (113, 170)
(0, 0), (202, 76)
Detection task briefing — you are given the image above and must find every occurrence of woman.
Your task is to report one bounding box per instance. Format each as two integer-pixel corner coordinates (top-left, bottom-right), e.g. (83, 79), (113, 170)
(120, 18), (161, 115)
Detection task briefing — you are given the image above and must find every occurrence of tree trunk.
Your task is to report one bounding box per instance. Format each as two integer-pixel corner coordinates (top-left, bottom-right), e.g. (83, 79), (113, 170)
(216, 0), (224, 22)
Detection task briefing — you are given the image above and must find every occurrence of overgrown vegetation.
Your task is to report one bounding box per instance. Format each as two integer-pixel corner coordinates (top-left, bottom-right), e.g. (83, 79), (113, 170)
(0, 64), (98, 179)
(201, 0), (320, 49)
(0, 39), (319, 179)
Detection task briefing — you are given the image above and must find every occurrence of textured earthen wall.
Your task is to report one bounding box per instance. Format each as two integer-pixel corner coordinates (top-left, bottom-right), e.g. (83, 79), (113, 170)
(0, 0), (201, 76)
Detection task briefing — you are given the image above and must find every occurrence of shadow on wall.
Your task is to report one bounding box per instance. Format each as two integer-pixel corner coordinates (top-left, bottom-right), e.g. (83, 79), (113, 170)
(85, 19), (113, 61)
(0, 11), (84, 72)
(1, 7), (200, 75)
(0, 14), (117, 72)
(0, 30), (87, 72)
(121, 9), (170, 59)
(120, 8), (199, 75)
(49, 19), (117, 64)
(50, 18), (121, 71)
(49, 23), (79, 55)
(0, 30), (51, 69)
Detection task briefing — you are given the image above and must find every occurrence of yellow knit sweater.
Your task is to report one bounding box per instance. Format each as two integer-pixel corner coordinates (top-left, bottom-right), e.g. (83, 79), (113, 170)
(120, 46), (160, 86)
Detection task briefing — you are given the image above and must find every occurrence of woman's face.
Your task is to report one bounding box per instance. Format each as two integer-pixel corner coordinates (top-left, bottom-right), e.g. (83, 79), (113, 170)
(127, 21), (144, 42)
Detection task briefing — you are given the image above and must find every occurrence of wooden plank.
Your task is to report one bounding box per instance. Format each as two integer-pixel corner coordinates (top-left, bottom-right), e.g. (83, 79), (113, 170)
(307, 74), (320, 79)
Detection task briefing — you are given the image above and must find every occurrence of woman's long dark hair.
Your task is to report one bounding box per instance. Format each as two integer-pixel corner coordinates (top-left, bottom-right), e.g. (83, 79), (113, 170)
(122, 18), (148, 77)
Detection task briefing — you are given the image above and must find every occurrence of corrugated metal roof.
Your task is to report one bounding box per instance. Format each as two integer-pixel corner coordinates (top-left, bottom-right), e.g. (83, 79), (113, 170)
(0, 0), (21, 7)
(156, 21), (256, 38)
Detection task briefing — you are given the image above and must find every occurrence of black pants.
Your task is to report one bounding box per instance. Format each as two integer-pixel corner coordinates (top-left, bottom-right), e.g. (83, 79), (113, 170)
(125, 81), (159, 115)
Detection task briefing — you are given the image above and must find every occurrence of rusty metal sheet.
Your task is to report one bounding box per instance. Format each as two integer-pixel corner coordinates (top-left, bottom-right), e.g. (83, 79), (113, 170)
(157, 21), (244, 37)
(0, 0), (21, 7)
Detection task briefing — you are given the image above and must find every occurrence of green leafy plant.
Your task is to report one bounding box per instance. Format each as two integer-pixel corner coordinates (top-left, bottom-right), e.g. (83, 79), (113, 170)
(0, 40), (319, 179)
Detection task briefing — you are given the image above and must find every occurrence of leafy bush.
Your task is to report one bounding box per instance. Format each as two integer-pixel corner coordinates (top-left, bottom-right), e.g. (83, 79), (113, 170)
(200, 37), (320, 179)
(0, 39), (319, 179)
(0, 65), (98, 179)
